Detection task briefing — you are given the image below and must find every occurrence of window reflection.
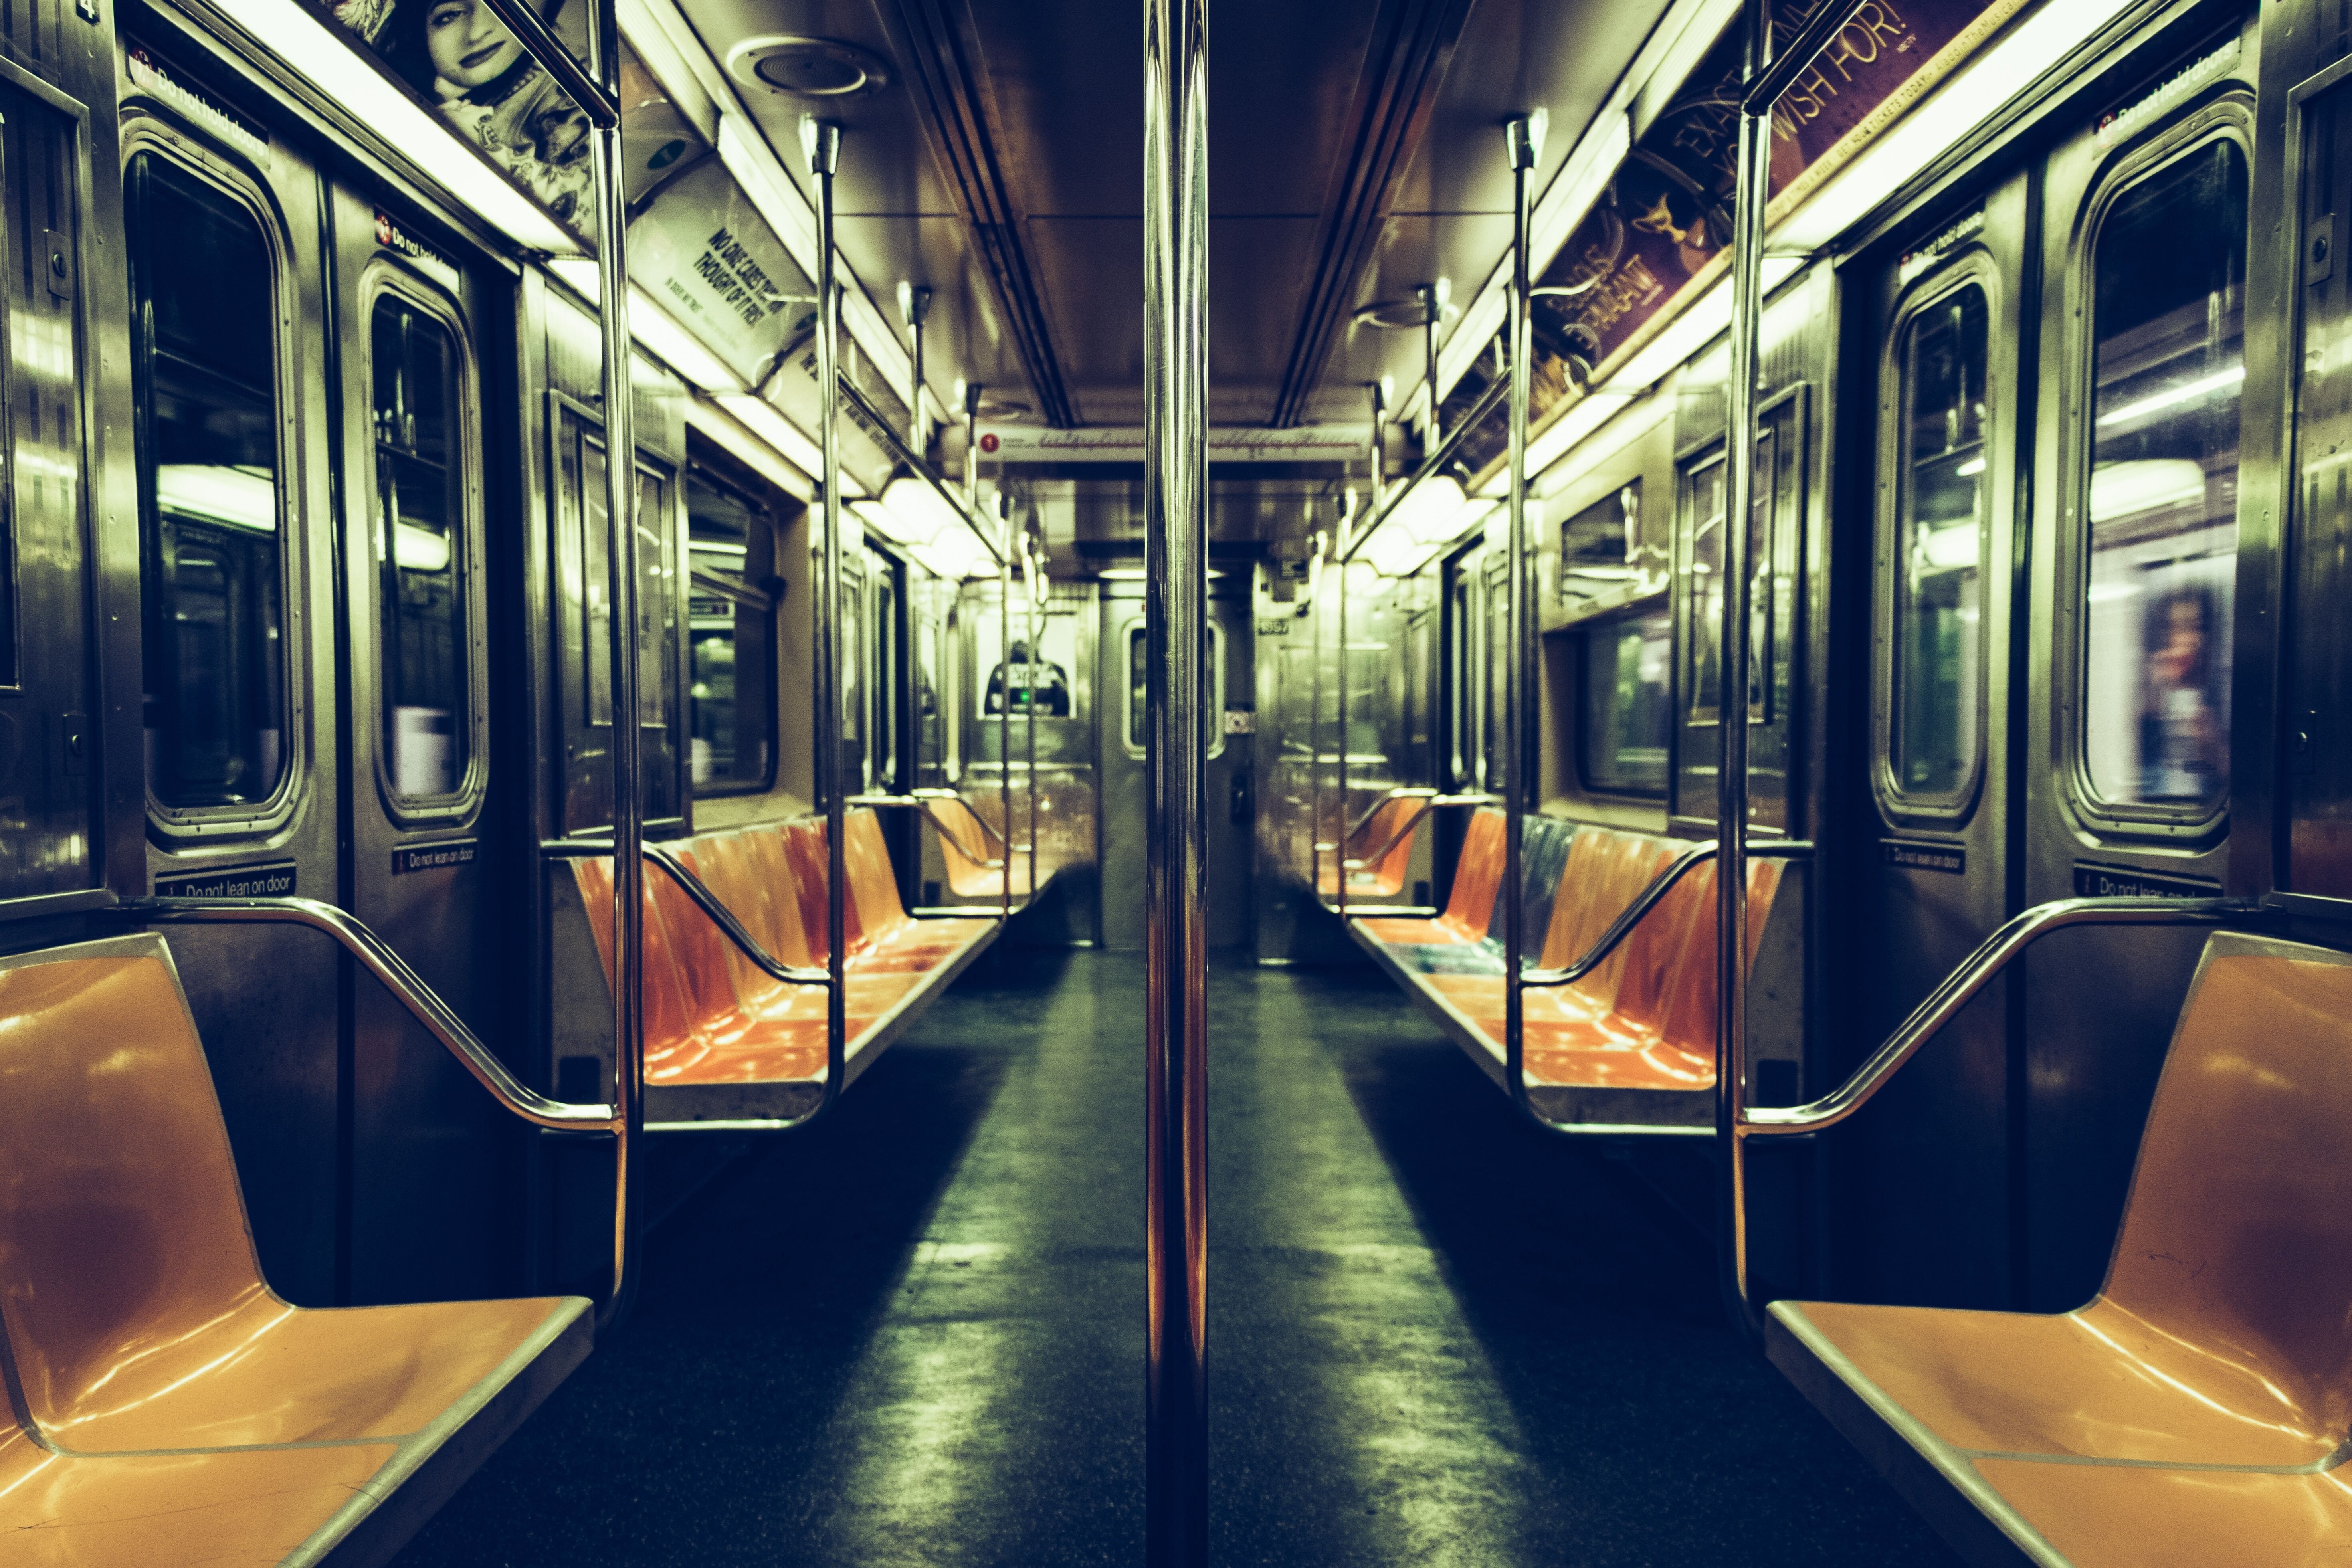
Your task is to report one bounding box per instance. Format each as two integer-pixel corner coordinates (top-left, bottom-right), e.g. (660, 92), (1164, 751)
(2083, 142), (2245, 812)
(131, 153), (287, 810)
(1580, 608), (1671, 797)
(1892, 284), (1989, 798)
(685, 470), (775, 792)
(1684, 437), (1772, 727)
(373, 299), (468, 800)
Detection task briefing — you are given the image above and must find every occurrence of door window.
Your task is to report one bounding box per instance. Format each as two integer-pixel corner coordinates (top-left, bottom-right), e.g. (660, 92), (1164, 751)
(1580, 607), (1672, 797)
(2079, 141), (2245, 815)
(371, 295), (470, 802)
(129, 151), (289, 814)
(685, 468), (776, 793)
(1889, 282), (1990, 802)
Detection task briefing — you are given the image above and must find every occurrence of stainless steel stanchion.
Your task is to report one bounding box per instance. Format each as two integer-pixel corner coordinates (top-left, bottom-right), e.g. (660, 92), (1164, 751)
(1143, 0), (1209, 1556)
(1502, 110), (1545, 1119)
(803, 114), (849, 1116)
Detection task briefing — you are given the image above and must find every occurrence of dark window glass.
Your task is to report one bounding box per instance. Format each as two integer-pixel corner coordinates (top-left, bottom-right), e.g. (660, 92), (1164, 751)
(1892, 284), (1990, 797)
(1560, 480), (1663, 609)
(1128, 625), (1147, 750)
(130, 152), (286, 810)
(685, 473), (775, 792)
(372, 299), (468, 800)
(872, 567), (897, 787)
(1580, 608), (1672, 797)
(1685, 436), (1772, 726)
(2083, 142), (2245, 812)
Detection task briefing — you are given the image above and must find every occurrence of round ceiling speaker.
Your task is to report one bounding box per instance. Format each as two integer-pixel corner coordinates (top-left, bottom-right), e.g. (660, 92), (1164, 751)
(727, 36), (891, 99)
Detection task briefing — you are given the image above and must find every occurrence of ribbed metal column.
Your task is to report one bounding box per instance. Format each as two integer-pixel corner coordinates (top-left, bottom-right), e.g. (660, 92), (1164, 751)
(589, 0), (643, 1332)
(1142, 0), (1209, 1557)
(803, 115), (848, 1098)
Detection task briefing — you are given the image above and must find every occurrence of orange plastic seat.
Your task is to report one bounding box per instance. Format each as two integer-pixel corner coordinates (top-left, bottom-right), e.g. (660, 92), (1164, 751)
(570, 809), (998, 1118)
(1768, 933), (2352, 1568)
(1317, 794), (1421, 900)
(0, 935), (590, 1566)
(1358, 807), (1507, 945)
(929, 794), (1036, 899)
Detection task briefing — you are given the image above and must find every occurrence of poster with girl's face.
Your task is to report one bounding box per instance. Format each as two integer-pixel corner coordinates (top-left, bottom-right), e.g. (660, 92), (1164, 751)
(314, 0), (594, 232)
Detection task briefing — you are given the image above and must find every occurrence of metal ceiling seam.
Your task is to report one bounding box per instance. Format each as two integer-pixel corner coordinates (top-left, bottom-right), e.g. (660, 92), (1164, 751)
(1412, 0), (1736, 437)
(1266, 0), (1478, 429)
(621, 0), (921, 432)
(876, 0), (1078, 429)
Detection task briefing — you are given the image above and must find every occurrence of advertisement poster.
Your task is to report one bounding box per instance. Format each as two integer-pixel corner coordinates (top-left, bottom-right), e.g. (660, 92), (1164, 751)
(313, 0), (596, 232)
(1444, 0), (2028, 482)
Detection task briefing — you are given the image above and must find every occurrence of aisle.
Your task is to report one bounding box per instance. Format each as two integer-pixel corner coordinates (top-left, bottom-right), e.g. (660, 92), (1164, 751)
(396, 950), (1954, 1566)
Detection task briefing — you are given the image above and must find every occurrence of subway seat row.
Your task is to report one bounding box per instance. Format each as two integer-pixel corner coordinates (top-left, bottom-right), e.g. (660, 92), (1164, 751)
(0, 936), (590, 1565)
(572, 806), (1002, 1123)
(1349, 807), (1785, 1127)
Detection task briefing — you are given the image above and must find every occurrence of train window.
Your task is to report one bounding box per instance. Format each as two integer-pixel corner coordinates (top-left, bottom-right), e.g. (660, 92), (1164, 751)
(1560, 481), (1661, 609)
(1889, 283), (1990, 800)
(2079, 141), (2245, 815)
(371, 297), (470, 802)
(871, 562), (899, 788)
(129, 152), (289, 813)
(1445, 548), (1482, 789)
(1579, 608), (1672, 798)
(1683, 436), (1772, 727)
(685, 470), (776, 794)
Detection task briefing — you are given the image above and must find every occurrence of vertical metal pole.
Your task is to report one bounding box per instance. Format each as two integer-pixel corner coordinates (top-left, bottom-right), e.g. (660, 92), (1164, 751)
(1718, 0), (1771, 1344)
(1144, 0), (1209, 1556)
(590, 0), (641, 1333)
(804, 115), (848, 1097)
(899, 282), (932, 451)
(1420, 283), (1443, 447)
(996, 470), (1013, 925)
(1335, 492), (1354, 917)
(1309, 521), (1326, 903)
(1027, 530), (1041, 903)
(1503, 112), (1543, 1115)
(1368, 381), (1387, 512)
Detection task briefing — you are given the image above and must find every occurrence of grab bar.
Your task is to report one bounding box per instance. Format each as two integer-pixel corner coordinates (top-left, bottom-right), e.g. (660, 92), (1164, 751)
(105, 896), (612, 1130)
(1521, 840), (1812, 988)
(850, 792), (1006, 871)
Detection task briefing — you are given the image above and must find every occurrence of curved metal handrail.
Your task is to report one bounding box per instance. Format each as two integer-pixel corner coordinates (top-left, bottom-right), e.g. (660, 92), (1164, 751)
(913, 787), (1012, 852)
(851, 792), (1006, 873)
(640, 845), (834, 986)
(1743, 896), (2254, 1139)
(1520, 840), (1812, 989)
(108, 897), (614, 1131)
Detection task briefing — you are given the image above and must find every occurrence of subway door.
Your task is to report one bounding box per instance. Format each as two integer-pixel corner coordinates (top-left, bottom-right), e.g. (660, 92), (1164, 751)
(2017, 69), (2256, 1309)
(1835, 171), (2033, 1309)
(1206, 588), (1253, 947)
(1098, 582), (1146, 949)
(126, 113), (345, 1304)
(328, 185), (522, 1303)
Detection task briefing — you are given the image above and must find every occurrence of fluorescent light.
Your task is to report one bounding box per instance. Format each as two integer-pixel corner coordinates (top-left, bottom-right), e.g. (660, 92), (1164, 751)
(2090, 458), (2207, 521)
(157, 464), (275, 532)
(1524, 390), (1635, 480)
(393, 522), (452, 572)
(546, 259), (750, 396)
(1387, 475), (1466, 544)
(715, 395), (855, 494)
(690, 540), (749, 557)
(1774, 0), (2136, 254)
(1917, 524), (1980, 571)
(1601, 255), (1804, 396)
(2097, 366), (2245, 429)
(1954, 456), (1987, 477)
(230, 0), (579, 256)
(2087, 580), (2141, 604)
(881, 476), (965, 548)
(1098, 567), (1148, 580)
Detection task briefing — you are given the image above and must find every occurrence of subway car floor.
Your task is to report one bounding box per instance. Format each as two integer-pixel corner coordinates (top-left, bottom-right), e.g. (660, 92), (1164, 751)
(394, 950), (1960, 1567)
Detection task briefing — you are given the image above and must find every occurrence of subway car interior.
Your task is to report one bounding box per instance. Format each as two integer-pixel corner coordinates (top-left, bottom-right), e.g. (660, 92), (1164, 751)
(3, 0), (2348, 1561)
